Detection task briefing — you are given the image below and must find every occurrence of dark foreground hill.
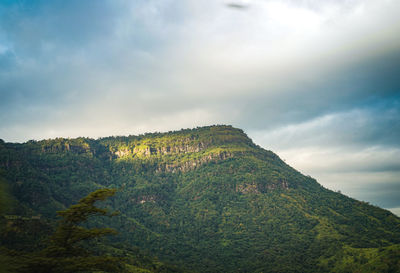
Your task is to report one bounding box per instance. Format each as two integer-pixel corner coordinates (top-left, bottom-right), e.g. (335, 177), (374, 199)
(1, 125), (400, 272)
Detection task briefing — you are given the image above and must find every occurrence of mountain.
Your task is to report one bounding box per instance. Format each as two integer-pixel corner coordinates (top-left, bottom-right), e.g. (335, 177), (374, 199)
(1, 125), (400, 272)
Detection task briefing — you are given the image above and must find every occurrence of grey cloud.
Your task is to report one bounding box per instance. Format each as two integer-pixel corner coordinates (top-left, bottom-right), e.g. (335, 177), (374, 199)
(285, 147), (400, 174)
(291, 170), (400, 209)
(356, 180), (400, 209)
(248, 102), (400, 154)
(1, 0), (399, 135)
(237, 48), (400, 132)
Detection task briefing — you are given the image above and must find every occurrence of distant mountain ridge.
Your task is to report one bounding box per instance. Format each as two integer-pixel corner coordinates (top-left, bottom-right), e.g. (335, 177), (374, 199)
(1, 125), (400, 272)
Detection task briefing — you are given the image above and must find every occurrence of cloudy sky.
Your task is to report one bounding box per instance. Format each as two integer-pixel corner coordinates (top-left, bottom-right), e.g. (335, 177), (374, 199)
(0, 0), (399, 214)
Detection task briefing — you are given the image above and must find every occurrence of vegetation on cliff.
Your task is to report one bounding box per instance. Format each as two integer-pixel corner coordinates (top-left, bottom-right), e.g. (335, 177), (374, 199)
(1, 125), (399, 272)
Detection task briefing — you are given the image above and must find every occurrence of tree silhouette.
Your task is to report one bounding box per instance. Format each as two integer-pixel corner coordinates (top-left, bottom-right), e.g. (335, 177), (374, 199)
(15, 188), (123, 273)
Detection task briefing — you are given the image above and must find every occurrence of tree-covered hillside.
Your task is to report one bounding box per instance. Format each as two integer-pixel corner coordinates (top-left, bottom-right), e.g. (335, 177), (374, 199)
(1, 125), (399, 272)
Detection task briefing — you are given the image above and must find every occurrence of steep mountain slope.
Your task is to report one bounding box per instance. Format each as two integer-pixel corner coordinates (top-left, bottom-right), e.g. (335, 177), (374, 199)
(1, 125), (400, 272)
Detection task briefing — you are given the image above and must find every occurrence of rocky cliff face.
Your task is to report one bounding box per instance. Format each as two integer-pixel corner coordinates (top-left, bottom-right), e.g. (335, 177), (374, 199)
(103, 125), (257, 173)
(156, 151), (234, 173)
(114, 141), (209, 158)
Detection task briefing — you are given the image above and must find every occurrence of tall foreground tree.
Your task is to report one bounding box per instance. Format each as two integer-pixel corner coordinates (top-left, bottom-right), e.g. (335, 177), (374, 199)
(12, 188), (123, 273)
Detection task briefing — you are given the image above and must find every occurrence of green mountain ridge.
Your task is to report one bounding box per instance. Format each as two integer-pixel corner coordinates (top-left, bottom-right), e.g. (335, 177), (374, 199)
(1, 125), (400, 272)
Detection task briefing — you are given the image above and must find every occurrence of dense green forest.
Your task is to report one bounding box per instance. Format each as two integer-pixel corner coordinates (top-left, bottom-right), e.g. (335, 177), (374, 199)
(1, 125), (400, 272)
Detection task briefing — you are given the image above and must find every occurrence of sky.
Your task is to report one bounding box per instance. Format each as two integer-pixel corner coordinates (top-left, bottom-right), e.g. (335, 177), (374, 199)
(0, 0), (399, 215)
